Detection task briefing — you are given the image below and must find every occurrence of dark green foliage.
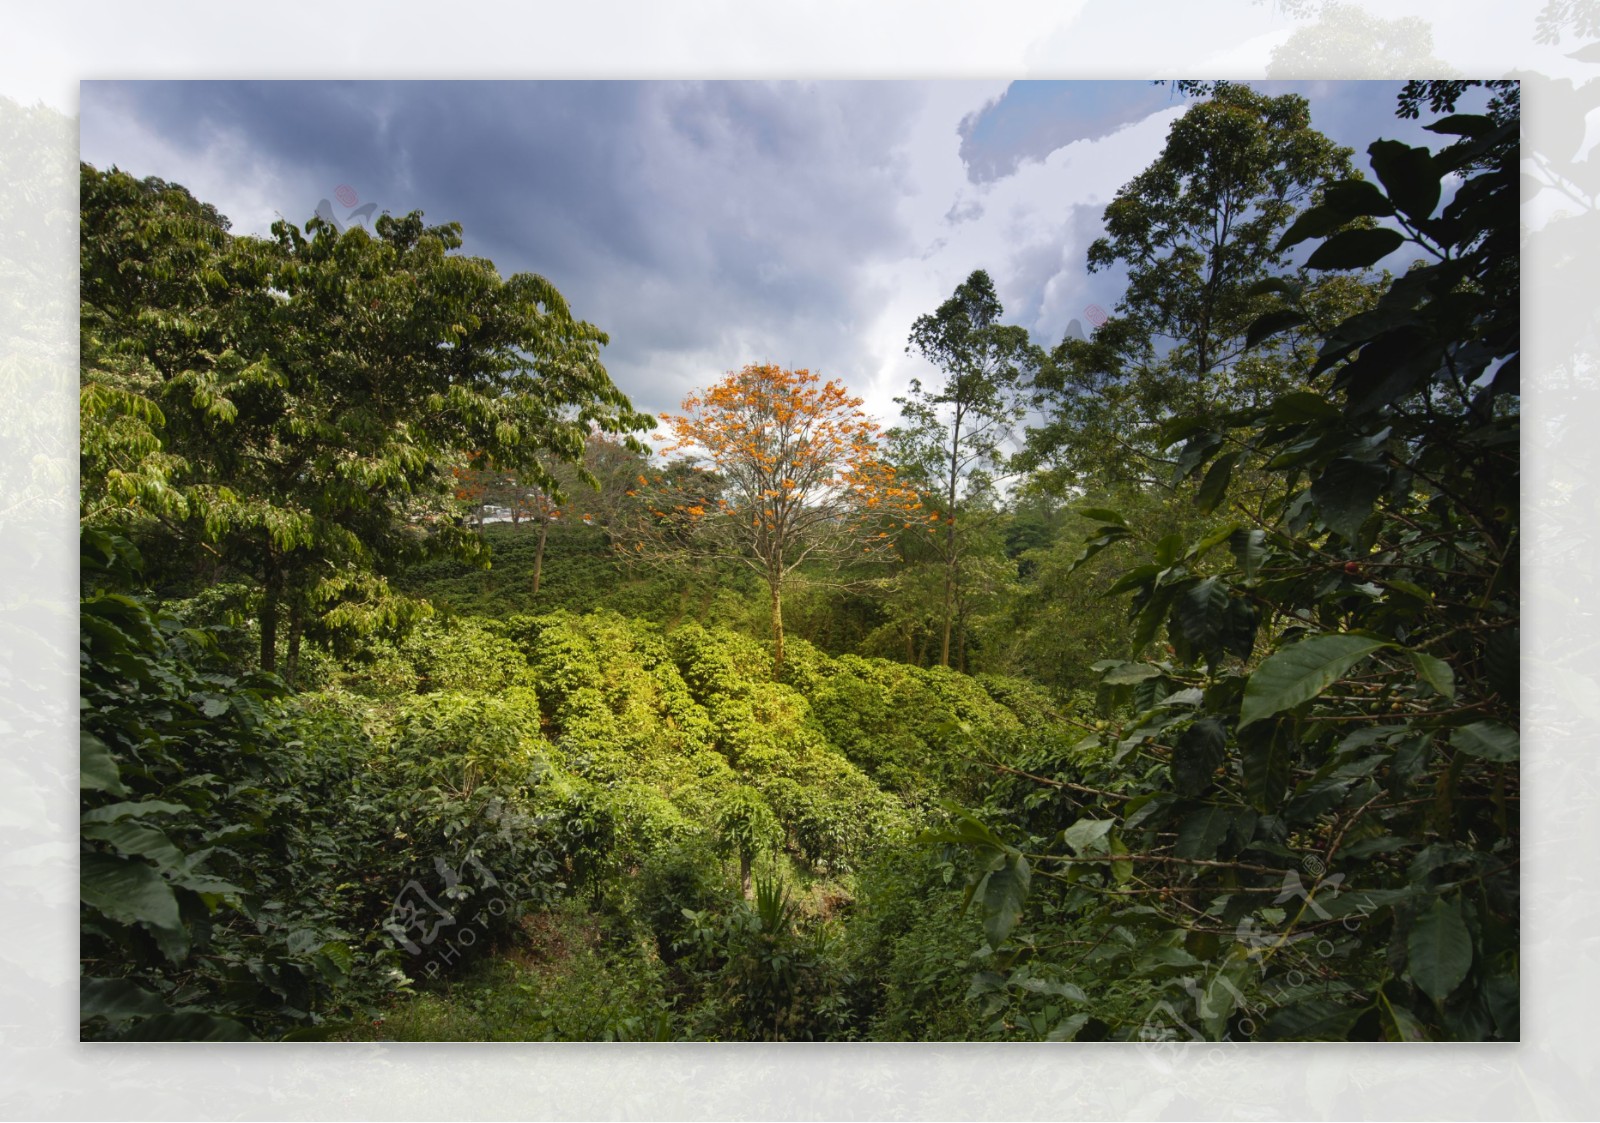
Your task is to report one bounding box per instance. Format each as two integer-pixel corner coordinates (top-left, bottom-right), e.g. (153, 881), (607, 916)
(674, 877), (862, 1041)
(82, 531), (576, 1040)
(929, 106), (1519, 1042)
(80, 164), (653, 677)
(1027, 83), (1370, 488)
(81, 530), (395, 1040)
(400, 522), (763, 628)
(79, 88), (1518, 1045)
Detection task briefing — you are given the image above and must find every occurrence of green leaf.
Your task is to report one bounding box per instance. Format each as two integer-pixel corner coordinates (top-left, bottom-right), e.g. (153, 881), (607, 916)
(1173, 431), (1223, 482)
(1310, 456), (1389, 540)
(1223, 596), (1259, 661)
(1195, 451), (1240, 514)
(1227, 528), (1267, 581)
(1062, 818), (1115, 854)
(1277, 203), (1353, 252)
(1068, 526), (1131, 575)
(1046, 1012), (1090, 1041)
(1244, 309), (1307, 351)
(1259, 999), (1367, 1040)
(1173, 577), (1229, 660)
(1200, 950), (1252, 1038)
(1243, 276), (1304, 300)
(1153, 532), (1187, 568)
(1185, 521), (1240, 563)
(1174, 805), (1232, 860)
(1109, 833), (1133, 885)
(1483, 968), (1519, 1040)
(1133, 945), (1202, 974)
(1238, 634), (1390, 727)
(1336, 326), (1433, 415)
(1074, 506), (1128, 528)
(80, 732), (127, 795)
(1172, 718), (1227, 797)
(117, 1013), (254, 1041)
(80, 978), (169, 1023)
(1305, 227), (1406, 270)
(1409, 651), (1457, 701)
(1100, 662), (1162, 686)
(1154, 415), (1214, 449)
(1105, 564), (1163, 596)
(1320, 178), (1396, 219)
(81, 800), (190, 825)
(1368, 140), (1440, 222)
(1382, 996), (1429, 1042)
(80, 853), (181, 932)
(966, 970), (1006, 999)
(1268, 391), (1341, 425)
(1450, 721), (1518, 762)
(980, 853), (1030, 948)
(1407, 896), (1472, 1003)
(1240, 728), (1292, 813)
(81, 821), (184, 869)
(1423, 114), (1493, 138)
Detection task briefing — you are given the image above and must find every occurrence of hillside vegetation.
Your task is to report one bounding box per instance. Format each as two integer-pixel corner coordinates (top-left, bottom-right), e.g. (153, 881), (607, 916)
(81, 82), (1518, 1042)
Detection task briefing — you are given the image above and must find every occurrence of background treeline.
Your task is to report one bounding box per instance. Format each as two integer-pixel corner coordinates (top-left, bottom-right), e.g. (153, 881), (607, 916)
(80, 80), (1518, 1041)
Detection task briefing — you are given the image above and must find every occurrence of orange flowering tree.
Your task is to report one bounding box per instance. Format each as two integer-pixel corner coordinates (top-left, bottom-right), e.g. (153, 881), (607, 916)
(624, 363), (921, 670)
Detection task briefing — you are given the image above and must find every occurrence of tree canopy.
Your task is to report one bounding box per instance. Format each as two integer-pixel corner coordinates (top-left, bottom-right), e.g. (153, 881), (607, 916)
(1027, 83), (1363, 488)
(622, 363), (919, 670)
(78, 83), (1520, 1048)
(897, 269), (1042, 667)
(79, 164), (653, 678)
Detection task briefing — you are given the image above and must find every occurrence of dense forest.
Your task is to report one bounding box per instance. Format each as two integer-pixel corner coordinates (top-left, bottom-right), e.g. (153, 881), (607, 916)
(80, 80), (1519, 1042)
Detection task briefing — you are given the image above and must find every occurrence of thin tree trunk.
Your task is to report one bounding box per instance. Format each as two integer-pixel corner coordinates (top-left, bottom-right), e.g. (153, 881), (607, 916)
(769, 579), (785, 674)
(940, 408), (962, 667)
(285, 602), (304, 689)
(940, 567), (955, 668)
(740, 851), (753, 900)
(532, 515), (549, 595)
(259, 579), (279, 676)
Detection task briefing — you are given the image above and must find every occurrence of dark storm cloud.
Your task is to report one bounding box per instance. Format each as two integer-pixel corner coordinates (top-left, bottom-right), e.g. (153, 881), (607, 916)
(956, 79), (1449, 192)
(80, 80), (925, 416)
(957, 80), (1177, 184)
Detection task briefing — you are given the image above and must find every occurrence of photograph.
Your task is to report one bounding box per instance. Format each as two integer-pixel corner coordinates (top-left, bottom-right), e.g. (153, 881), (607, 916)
(75, 76), (1519, 1045)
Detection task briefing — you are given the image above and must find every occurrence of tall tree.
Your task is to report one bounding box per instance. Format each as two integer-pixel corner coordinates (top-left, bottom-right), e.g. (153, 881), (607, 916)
(934, 100), (1520, 1043)
(1026, 82), (1362, 489)
(623, 363), (919, 671)
(899, 269), (1041, 667)
(79, 165), (653, 680)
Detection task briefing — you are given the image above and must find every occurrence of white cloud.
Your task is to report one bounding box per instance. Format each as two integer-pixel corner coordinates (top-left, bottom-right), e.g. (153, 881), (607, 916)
(80, 88), (299, 236)
(851, 89), (1181, 427)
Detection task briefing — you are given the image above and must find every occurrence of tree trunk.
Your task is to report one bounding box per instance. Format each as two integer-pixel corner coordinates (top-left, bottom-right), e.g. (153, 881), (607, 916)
(940, 565), (955, 668)
(769, 580), (785, 674)
(940, 408), (962, 668)
(532, 515), (549, 595)
(740, 850), (753, 900)
(957, 611), (968, 675)
(259, 580), (279, 676)
(284, 602), (304, 689)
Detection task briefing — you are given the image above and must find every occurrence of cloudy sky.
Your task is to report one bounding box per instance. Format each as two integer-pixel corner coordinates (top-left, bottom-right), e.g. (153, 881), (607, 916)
(81, 79), (1459, 429)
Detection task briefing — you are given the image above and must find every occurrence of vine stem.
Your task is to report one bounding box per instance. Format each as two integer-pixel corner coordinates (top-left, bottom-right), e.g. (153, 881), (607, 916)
(980, 760), (1135, 802)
